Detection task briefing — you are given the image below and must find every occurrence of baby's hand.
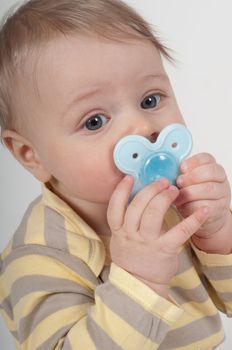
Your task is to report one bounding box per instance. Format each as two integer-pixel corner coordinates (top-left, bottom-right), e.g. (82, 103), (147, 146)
(175, 153), (232, 252)
(107, 176), (208, 298)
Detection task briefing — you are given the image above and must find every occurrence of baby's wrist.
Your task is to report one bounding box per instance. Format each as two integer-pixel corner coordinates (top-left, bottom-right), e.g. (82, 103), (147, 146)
(132, 275), (170, 300)
(192, 211), (232, 254)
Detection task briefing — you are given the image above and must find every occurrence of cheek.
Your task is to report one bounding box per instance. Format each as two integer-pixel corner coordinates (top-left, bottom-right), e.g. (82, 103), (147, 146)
(75, 153), (123, 200)
(55, 145), (123, 202)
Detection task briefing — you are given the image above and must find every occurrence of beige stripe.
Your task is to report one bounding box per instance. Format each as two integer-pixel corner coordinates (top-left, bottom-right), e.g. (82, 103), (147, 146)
(96, 281), (170, 344)
(10, 275), (94, 307)
(170, 283), (209, 305)
(18, 293), (91, 343)
(201, 265), (232, 280)
(44, 206), (69, 252)
(35, 323), (75, 350)
(158, 313), (222, 349)
(12, 196), (42, 249)
(87, 317), (122, 350)
(0, 245), (98, 284)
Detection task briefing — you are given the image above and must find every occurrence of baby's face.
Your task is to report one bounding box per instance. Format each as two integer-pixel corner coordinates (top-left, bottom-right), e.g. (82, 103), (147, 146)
(22, 34), (184, 205)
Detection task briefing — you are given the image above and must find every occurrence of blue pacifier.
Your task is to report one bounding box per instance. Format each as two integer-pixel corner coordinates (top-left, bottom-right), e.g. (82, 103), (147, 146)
(114, 123), (192, 197)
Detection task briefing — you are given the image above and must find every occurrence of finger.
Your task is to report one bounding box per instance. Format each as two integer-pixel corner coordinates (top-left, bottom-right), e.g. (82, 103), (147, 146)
(162, 207), (209, 250)
(180, 153), (216, 174)
(177, 163), (226, 188)
(107, 175), (134, 231)
(177, 197), (230, 219)
(140, 185), (179, 237)
(123, 178), (170, 234)
(175, 181), (228, 206)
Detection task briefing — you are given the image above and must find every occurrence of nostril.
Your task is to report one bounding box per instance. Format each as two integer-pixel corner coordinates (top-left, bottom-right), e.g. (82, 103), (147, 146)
(150, 132), (159, 143)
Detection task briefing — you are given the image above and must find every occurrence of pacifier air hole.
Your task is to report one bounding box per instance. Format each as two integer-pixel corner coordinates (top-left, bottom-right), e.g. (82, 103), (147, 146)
(171, 142), (178, 148)
(132, 153), (138, 159)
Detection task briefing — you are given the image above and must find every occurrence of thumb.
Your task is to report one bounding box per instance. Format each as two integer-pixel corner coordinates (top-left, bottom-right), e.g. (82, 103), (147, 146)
(163, 207), (209, 250)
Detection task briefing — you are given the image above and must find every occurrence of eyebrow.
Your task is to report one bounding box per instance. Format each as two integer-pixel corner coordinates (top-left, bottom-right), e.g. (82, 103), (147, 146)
(63, 86), (103, 118)
(63, 73), (169, 118)
(138, 73), (169, 83)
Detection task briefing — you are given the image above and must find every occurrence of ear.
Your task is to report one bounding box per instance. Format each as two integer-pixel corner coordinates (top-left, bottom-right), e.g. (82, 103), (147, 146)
(2, 129), (52, 183)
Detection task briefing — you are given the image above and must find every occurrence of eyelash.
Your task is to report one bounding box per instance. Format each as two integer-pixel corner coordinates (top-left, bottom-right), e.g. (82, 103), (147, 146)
(81, 92), (163, 132)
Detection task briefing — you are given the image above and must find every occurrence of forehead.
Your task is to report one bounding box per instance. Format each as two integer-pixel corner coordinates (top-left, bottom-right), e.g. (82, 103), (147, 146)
(17, 34), (166, 128)
(34, 34), (165, 87)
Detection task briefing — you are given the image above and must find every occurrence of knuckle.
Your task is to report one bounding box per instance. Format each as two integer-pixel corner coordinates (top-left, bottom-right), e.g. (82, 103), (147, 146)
(216, 163), (226, 181)
(180, 215), (200, 238)
(211, 163), (220, 177)
(180, 221), (192, 238)
(130, 198), (143, 211)
(204, 182), (215, 194)
(202, 152), (216, 163)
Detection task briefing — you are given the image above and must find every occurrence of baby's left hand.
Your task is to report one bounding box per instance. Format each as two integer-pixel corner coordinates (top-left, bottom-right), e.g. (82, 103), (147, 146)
(175, 153), (232, 252)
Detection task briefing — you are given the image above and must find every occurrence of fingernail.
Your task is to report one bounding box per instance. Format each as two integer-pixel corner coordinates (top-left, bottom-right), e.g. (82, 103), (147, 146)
(169, 185), (177, 191)
(159, 177), (169, 185)
(181, 162), (188, 172)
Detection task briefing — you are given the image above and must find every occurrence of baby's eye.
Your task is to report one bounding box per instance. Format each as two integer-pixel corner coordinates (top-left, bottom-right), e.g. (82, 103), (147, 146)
(84, 114), (108, 131)
(141, 94), (161, 109)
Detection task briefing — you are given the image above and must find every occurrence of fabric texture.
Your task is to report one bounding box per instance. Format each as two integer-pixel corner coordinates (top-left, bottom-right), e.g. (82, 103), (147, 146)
(0, 184), (232, 350)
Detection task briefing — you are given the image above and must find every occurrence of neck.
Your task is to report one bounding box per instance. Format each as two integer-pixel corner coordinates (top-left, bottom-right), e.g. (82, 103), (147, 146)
(52, 188), (111, 235)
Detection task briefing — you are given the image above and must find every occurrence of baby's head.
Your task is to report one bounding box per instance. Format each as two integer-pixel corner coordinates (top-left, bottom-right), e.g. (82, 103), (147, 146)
(0, 0), (171, 138)
(0, 0), (184, 206)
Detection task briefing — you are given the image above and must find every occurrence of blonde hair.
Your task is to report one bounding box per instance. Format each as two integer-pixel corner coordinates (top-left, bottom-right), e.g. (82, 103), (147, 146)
(0, 0), (172, 137)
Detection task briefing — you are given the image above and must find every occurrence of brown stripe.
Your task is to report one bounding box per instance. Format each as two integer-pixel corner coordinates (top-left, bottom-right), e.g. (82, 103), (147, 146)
(44, 206), (69, 252)
(18, 293), (90, 343)
(170, 283), (209, 305)
(35, 322), (76, 350)
(10, 330), (18, 341)
(10, 275), (94, 307)
(0, 245), (98, 284)
(216, 291), (232, 303)
(87, 317), (122, 350)
(96, 281), (170, 344)
(201, 265), (232, 281)
(176, 244), (195, 275)
(99, 266), (110, 283)
(159, 313), (223, 349)
(0, 295), (13, 319)
(12, 196), (42, 249)
(62, 337), (73, 350)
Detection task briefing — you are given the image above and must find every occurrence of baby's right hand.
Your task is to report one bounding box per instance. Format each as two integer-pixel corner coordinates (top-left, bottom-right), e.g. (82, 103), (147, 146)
(107, 176), (209, 298)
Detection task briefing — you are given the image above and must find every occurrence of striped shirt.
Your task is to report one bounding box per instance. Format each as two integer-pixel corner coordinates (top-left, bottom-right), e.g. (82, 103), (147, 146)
(0, 185), (232, 350)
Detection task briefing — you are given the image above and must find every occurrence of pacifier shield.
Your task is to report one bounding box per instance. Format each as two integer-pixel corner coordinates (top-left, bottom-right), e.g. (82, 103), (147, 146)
(114, 123), (192, 197)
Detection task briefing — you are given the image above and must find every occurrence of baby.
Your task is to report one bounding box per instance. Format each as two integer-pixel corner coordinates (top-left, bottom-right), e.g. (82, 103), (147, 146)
(0, 0), (232, 349)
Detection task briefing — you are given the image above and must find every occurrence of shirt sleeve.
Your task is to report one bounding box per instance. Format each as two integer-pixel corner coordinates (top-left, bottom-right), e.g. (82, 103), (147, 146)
(1, 245), (183, 350)
(191, 243), (232, 316)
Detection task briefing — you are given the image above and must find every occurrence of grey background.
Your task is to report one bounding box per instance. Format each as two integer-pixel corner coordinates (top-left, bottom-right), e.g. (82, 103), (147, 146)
(1, 0), (232, 348)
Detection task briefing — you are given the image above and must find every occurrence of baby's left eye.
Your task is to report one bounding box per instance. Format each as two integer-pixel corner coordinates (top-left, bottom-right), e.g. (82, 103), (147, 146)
(84, 114), (108, 131)
(141, 94), (161, 109)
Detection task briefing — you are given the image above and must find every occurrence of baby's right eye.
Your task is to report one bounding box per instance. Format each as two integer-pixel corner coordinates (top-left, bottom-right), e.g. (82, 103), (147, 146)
(84, 114), (108, 131)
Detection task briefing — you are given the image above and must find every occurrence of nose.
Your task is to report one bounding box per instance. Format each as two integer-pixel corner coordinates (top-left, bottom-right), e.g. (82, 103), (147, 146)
(128, 114), (160, 143)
